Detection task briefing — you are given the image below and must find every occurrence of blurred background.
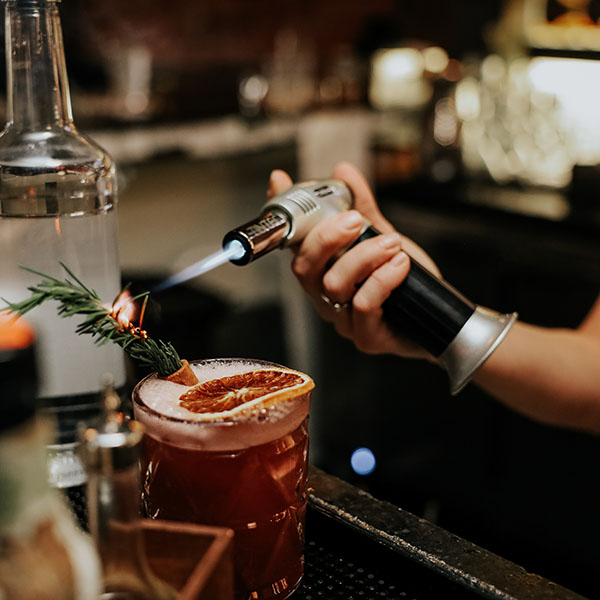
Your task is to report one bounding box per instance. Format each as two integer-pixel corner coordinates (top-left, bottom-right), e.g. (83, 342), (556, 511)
(2, 0), (599, 596)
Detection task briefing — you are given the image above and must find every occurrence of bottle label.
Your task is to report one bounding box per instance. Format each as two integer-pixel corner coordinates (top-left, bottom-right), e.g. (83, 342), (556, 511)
(46, 442), (87, 488)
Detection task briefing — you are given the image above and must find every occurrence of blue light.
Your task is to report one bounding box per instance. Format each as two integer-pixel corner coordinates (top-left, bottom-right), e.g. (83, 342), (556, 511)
(350, 447), (376, 476)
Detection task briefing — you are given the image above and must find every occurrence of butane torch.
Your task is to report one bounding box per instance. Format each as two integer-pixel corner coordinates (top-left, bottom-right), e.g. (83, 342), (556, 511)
(223, 180), (517, 394)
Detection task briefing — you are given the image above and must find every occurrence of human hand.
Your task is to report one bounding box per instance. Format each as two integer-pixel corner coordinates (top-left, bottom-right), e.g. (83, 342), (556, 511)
(268, 162), (439, 360)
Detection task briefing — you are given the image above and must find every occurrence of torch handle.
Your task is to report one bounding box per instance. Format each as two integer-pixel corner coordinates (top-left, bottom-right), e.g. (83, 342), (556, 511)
(355, 227), (476, 357)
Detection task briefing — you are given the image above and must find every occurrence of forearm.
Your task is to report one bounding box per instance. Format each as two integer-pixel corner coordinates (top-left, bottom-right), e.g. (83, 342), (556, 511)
(472, 320), (600, 433)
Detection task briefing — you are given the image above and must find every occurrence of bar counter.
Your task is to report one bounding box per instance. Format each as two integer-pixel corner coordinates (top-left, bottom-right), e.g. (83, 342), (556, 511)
(298, 467), (587, 600)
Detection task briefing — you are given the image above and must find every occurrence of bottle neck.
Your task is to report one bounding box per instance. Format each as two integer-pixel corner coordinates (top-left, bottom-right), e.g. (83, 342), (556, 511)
(4, 0), (74, 131)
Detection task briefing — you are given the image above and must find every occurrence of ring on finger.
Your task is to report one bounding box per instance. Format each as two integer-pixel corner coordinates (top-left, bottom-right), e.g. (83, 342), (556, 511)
(320, 293), (351, 313)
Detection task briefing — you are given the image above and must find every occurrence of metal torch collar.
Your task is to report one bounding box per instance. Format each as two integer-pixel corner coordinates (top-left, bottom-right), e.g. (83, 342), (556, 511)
(439, 307), (518, 395)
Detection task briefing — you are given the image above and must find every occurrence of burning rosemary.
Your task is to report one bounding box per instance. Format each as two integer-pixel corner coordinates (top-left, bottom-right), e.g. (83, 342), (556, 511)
(1, 263), (182, 377)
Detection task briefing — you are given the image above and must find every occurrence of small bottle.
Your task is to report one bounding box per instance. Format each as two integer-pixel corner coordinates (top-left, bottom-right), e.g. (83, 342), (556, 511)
(79, 377), (176, 600)
(0, 0), (126, 514)
(0, 315), (102, 600)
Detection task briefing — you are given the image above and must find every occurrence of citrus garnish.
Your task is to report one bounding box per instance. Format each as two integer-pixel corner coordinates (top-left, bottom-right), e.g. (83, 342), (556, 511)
(179, 368), (314, 418)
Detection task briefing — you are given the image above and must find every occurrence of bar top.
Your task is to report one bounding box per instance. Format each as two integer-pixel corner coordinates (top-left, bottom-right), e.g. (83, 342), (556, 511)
(307, 467), (587, 600)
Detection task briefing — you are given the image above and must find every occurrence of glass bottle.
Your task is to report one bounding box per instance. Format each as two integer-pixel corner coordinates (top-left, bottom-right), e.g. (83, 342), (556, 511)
(0, 0), (125, 510)
(0, 315), (102, 599)
(79, 378), (177, 600)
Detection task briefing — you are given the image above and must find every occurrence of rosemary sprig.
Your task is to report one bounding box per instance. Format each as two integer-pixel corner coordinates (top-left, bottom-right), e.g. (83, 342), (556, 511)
(1, 262), (182, 377)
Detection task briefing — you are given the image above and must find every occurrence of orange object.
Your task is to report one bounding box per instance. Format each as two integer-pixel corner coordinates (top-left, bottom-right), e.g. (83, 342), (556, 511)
(0, 315), (35, 351)
(179, 368), (313, 416)
(163, 359), (199, 386)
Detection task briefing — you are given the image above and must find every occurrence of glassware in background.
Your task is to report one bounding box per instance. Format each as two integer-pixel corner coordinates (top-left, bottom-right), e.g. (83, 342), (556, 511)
(79, 377), (176, 600)
(455, 53), (600, 194)
(101, 42), (155, 122)
(0, 0), (125, 514)
(524, 0), (600, 51)
(132, 358), (312, 600)
(263, 28), (318, 116)
(455, 1), (600, 196)
(369, 44), (462, 184)
(0, 315), (101, 599)
(237, 72), (269, 120)
(317, 45), (365, 108)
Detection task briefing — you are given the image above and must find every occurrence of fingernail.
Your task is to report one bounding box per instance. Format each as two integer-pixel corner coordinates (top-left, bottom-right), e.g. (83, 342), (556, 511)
(391, 251), (409, 266)
(379, 233), (402, 249)
(341, 210), (363, 230)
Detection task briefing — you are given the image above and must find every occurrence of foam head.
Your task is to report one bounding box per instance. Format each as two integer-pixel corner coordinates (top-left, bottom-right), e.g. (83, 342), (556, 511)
(132, 358), (312, 451)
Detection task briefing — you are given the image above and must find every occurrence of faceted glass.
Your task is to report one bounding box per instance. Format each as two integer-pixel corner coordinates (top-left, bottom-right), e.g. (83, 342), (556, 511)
(132, 358), (311, 600)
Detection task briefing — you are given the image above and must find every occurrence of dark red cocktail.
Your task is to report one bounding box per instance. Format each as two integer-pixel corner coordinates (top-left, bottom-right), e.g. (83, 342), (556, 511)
(132, 358), (313, 600)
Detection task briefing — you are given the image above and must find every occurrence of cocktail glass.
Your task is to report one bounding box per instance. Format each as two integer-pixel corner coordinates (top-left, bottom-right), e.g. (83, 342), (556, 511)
(132, 358), (312, 600)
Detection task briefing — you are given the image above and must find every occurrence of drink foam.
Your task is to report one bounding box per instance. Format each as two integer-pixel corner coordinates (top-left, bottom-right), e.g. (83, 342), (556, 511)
(133, 358), (311, 451)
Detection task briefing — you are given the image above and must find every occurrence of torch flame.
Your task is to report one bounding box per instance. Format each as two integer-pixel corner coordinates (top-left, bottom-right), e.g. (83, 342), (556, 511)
(117, 311), (130, 328)
(109, 291), (136, 328)
(105, 291), (148, 339)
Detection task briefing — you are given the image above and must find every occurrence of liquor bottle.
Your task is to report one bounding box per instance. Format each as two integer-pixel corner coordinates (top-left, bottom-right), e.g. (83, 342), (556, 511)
(79, 377), (177, 600)
(0, 0), (125, 513)
(0, 315), (102, 599)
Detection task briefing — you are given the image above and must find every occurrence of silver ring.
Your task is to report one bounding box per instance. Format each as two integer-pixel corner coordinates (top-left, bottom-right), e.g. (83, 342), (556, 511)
(320, 293), (350, 313)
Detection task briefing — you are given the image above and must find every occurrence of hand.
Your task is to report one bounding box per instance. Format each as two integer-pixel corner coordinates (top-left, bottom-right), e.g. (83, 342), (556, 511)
(269, 162), (439, 360)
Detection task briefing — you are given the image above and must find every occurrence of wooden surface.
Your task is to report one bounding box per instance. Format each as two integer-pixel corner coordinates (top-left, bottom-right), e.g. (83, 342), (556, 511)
(142, 519), (234, 600)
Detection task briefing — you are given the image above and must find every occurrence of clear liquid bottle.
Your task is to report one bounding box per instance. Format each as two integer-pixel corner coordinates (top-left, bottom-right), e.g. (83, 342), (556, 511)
(0, 0), (125, 510)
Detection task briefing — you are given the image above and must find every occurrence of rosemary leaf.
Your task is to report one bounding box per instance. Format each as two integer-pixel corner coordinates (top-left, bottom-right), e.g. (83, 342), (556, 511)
(1, 264), (182, 377)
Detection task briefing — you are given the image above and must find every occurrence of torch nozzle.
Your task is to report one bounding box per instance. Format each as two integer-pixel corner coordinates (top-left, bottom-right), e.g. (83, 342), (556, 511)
(223, 209), (290, 265)
(222, 179), (354, 264)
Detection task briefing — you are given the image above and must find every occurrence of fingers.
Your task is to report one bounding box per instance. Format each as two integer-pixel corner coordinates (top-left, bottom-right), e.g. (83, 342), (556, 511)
(352, 252), (410, 314)
(268, 169), (293, 198)
(292, 210), (364, 299)
(267, 162), (435, 360)
(322, 232), (403, 304)
(351, 252), (411, 349)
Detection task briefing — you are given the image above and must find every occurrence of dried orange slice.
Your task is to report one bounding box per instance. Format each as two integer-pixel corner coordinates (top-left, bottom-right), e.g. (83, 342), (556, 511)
(179, 367), (314, 418)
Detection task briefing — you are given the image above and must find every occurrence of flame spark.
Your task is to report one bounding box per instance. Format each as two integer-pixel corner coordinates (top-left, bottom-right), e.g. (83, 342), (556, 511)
(106, 291), (149, 340)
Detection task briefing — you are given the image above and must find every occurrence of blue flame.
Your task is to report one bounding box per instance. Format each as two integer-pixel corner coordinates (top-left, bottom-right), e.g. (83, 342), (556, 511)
(152, 240), (245, 293)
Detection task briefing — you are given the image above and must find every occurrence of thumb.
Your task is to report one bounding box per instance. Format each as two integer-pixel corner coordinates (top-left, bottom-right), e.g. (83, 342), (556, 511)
(268, 169), (294, 199)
